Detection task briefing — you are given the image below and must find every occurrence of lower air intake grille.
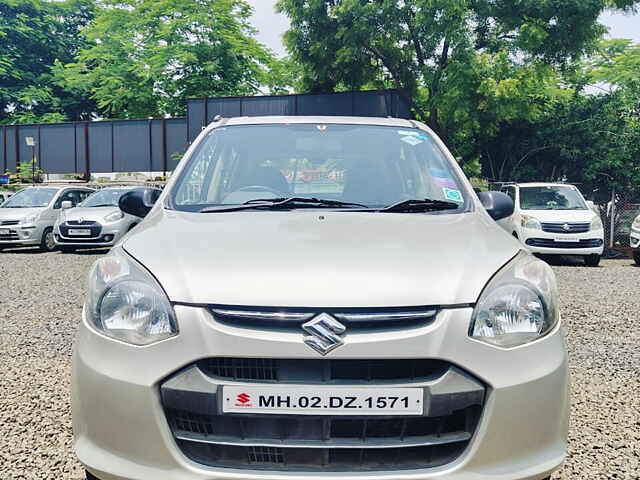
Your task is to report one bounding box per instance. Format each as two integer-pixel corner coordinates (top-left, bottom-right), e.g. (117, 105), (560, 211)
(198, 358), (450, 383)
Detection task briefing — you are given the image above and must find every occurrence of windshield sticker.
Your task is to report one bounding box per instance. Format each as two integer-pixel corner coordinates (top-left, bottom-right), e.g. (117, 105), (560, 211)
(430, 168), (458, 189)
(400, 136), (423, 146)
(443, 187), (464, 203)
(398, 130), (420, 137)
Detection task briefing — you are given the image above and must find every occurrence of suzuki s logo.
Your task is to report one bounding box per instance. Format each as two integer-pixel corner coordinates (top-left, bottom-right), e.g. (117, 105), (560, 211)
(78, 217), (84, 224)
(302, 313), (346, 355)
(235, 393), (251, 407)
(562, 223), (571, 231)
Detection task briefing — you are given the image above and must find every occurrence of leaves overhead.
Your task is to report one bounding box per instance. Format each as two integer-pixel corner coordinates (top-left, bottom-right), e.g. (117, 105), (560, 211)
(57, 0), (280, 119)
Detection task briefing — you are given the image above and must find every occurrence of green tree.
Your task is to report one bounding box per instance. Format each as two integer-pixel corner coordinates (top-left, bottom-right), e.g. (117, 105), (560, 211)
(276, 0), (639, 171)
(57, 0), (282, 119)
(0, 0), (95, 124)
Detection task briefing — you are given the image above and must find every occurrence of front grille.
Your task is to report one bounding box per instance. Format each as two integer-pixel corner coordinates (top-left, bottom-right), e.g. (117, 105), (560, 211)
(210, 307), (437, 331)
(526, 238), (603, 249)
(541, 222), (590, 234)
(0, 220), (19, 226)
(0, 232), (19, 241)
(161, 360), (485, 472)
(198, 358), (449, 383)
(59, 221), (102, 238)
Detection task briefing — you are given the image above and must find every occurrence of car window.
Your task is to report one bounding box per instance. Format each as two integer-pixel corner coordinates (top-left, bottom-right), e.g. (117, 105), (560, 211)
(519, 186), (587, 211)
(80, 189), (130, 207)
(501, 186), (516, 202)
(2, 188), (57, 208)
(172, 124), (468, 212)
(55, 190), (84, 208)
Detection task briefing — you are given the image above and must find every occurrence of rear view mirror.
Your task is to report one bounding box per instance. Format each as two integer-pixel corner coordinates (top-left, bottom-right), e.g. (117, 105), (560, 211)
(61, 200), (73, 210)
(119, 188), (162, 218)
(477, 191), (514, 221)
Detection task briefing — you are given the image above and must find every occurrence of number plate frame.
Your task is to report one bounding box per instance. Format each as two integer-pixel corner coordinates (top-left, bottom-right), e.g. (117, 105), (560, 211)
(222, 385), (424, 416)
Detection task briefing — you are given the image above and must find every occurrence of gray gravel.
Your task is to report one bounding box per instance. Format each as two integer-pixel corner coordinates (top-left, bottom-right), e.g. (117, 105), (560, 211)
(0, 251), (638, 479)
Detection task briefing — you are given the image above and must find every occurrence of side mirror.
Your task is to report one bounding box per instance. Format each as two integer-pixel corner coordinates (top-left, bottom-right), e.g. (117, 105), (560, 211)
(61, 200), (73, 210)
(477, 191), (514, 221)
(119, 188), (162, 218)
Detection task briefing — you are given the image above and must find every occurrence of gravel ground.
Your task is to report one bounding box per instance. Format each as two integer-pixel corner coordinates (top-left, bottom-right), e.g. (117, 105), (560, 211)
(0, 250), (638, 479)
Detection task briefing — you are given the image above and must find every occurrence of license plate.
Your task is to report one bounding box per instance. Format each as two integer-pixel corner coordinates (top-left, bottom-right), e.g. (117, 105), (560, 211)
(554, 236), (579, 243)
(222, 386), (423, 415)
(0, 228), (8, 235)
(68, 228), (91, 236)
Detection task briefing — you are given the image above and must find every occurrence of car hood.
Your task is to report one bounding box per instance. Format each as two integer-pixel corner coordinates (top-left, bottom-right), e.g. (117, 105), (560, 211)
(62, 206), (119, 222)
(0, 207), (45, 222)
(520, 209), (596, 223)
(123, 209), (521, 307)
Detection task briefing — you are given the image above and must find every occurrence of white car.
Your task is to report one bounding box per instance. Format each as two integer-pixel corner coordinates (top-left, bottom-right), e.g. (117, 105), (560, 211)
(497, 182), (604, 266)
(53, 186), (152, 252)
(630, 214), (640, 265)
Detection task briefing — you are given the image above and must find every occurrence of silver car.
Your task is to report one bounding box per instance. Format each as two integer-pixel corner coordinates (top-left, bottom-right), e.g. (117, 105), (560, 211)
(73, 117), (568, 480)
(0, 186), (93, 252)
(53, 187), (149, 253)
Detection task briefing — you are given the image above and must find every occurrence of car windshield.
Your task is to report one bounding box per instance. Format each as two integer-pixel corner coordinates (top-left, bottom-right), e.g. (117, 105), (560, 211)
(80, 189), (132, 208)
(519, 186), (587, 210)
(171, 124), (468, 212)
(2, 188), (57, 208)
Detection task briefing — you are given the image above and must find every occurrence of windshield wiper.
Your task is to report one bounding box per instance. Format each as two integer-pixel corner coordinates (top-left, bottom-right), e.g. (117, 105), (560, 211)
(88, 204), (116, 208)
(200, 197), (368, 213)
(378, 198), (460, 213)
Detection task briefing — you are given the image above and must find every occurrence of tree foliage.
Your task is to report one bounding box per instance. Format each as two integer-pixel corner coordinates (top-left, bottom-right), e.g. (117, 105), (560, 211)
(57, 0), (281, 119)
(0, 0), (95, 124)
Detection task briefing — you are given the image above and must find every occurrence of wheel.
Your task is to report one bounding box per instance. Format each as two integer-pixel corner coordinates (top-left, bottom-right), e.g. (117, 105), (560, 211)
(85, 471), (100, 480)
(60, 246), (76, 253)
(40, 227), (57, 252)
(584, 254), (601, 267)
(633, 250), (640, 266)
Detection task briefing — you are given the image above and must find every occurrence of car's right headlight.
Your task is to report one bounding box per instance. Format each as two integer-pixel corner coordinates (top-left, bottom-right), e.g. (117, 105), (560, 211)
(632, 215), (640, 232)
(86, 247), (178, 346)
(591, 216), (603, 231)
(470, 251), (559, 348)
(521, 215), (541, 230)
(20, 213), (39, 225)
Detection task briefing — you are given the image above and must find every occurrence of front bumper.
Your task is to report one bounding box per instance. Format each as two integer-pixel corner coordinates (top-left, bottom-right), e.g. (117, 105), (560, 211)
(521, 228), (604, 255)
(73, 306), (568, 480)
(630, 229), (640, 249)
(0, 224), (44, 247)
(54, 221), (127, 248)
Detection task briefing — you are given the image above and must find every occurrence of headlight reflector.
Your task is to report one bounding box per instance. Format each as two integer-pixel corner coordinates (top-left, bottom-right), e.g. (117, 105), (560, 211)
(591, 216), (603, 231)
(86, 247), (177, 345)
(632, 215), (640, 232)
(521, 215), (541, 230)
(104, 210), (124, 222)
(470, 252), (558, 348)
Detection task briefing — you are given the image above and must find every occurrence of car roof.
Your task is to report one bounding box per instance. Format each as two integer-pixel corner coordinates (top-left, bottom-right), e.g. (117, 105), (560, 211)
(219, 116), (415, 128)
(515, 183), (578, 188)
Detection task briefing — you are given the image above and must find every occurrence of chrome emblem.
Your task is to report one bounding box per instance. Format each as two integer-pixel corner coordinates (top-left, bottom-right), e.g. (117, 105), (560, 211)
(562, 223), (571, 231)
(78, 217), (85, 224)
(302, 313), (346, 356)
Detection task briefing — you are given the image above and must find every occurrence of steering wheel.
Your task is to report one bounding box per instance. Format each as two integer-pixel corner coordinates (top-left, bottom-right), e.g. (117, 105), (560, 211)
(235, 185), (286, 196)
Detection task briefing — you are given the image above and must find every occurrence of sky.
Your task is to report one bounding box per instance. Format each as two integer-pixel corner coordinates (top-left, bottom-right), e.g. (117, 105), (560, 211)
(246, 0), (640, 57)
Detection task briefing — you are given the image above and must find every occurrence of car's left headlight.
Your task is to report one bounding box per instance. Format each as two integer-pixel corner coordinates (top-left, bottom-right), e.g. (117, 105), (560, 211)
(591, 216), (603, 231)
(20, 213), (39, 225)
(86, 247), (178, 346)
(521, 215), (541, 230)
(632, 215), (640, 232)
(104, 211), (124, 222)
(470, 251), (559, 348)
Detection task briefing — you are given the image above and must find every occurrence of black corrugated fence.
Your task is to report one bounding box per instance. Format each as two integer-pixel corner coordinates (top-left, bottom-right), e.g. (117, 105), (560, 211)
(1, 90), (411, 176)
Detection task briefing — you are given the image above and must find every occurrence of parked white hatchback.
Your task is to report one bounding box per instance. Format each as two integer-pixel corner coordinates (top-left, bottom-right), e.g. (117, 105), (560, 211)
(0, 186), (94, 252)
(53, 186), (152, 252)
(497, 182), (604, 266)
(630, 214), (640, 265)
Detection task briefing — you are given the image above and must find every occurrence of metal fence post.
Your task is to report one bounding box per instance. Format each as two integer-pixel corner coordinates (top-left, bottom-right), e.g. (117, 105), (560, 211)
(610, 188), (615, 249)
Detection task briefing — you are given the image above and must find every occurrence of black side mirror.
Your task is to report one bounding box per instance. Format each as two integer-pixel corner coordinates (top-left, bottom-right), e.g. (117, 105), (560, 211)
(119, 188), (162, 218)
(477, 191), (514, 221)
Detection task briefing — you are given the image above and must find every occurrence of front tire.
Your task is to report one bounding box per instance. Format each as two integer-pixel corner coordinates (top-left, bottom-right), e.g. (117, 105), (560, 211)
(584, 254), (601, 267)
(40, 227), (57, 252)
(633, 250), (640, 266)
(85, 471), (100, 480)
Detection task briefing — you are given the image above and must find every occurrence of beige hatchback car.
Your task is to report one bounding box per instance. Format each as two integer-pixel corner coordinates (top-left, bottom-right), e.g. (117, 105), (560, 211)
(73, 117), (568, 480)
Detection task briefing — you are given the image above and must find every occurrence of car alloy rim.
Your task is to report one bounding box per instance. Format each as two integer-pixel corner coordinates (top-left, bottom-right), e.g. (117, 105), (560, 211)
(46, 232), (56, 250)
